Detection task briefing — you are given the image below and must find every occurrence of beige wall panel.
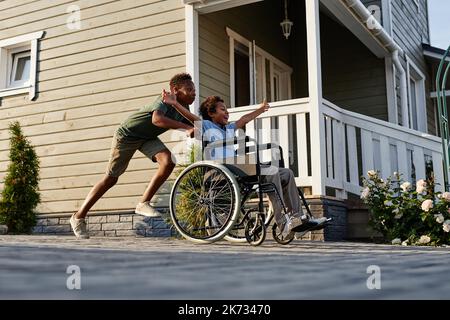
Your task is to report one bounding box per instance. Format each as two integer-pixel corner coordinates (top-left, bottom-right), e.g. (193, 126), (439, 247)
(39, 42), (185, 83)
(41, 52), (185, 91)
(0, 81), (178, 119)
(0, 0), (180, 40)
(0, 0), (38, 12)
(42, 21), (184, 61)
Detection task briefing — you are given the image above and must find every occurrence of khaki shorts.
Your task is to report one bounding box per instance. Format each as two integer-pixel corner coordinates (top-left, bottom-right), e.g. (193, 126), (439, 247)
(106, 133), (168, 177)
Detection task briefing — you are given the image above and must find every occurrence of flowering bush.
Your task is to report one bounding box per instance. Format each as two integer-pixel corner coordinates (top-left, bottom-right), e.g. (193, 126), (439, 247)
(360, 170), (450, 246)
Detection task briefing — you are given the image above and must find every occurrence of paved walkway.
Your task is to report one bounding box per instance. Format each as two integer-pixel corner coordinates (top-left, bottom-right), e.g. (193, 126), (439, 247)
(0, 235), (449, 299)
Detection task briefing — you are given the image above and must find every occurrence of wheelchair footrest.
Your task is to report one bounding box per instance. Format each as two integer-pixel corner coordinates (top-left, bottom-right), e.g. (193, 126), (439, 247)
(291, 218), (332, 233)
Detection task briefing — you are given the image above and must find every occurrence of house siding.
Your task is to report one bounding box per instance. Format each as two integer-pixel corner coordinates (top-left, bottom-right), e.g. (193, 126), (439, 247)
(389, 0), (435, 134)
(321, 13), (388, 121)
(0, 0), (186, 215)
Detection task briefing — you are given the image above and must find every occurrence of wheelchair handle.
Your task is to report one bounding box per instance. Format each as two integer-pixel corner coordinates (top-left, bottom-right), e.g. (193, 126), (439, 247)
(203, 135), (257, 159)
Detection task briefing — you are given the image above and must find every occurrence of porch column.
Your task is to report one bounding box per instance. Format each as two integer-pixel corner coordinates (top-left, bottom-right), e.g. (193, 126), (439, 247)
(305, 0), (326, 196)
(185, 4), (200, 114)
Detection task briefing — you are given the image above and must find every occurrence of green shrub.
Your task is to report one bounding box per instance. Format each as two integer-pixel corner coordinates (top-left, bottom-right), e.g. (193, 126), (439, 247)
(0, 122), (40, 233)
(361, 170), (450, 246)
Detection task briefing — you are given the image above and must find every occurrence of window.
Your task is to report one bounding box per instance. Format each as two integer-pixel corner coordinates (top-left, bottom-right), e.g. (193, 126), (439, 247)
(406, 56), (427, 132)
(10, 48), (31, 88)
(0, 31), (44, 100)
(226, 27), (292, 108)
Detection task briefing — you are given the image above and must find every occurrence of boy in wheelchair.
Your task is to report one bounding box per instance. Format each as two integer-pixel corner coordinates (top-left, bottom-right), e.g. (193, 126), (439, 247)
(162, 91), (327, 238)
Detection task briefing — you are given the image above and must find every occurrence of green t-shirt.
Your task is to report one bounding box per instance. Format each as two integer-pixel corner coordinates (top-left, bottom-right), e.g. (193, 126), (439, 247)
(116, 96), (192, 140)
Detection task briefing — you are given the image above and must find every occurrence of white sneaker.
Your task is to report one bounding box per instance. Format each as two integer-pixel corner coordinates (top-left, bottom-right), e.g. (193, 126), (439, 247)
(135, 202), (161, 217)
(70, 214), (90, 239)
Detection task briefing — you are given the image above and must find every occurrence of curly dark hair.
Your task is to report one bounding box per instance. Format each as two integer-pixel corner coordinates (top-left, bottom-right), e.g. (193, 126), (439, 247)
(200, 96), (224, 120)
(169, 73), (192, 89)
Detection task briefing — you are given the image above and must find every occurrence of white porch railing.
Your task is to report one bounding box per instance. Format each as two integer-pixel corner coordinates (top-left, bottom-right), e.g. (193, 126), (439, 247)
(228, 98), (445, 197)
(228, 98), (313, 187)
(322, 99), (445, 195)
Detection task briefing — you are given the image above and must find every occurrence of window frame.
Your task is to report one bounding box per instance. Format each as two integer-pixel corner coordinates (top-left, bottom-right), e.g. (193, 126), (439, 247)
(0, 31), (44, 100)
(226, 27), (292, 108)
(406, 55), (427, 132)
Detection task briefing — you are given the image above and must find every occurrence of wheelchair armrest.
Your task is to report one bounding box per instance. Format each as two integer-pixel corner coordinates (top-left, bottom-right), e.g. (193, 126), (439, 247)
(238, 143), (286, 168)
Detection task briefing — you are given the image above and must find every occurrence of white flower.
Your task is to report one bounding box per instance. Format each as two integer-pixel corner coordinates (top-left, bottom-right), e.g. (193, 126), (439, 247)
(401, 240), (408, 246)
(443, 220), (450, 233)
(434, 214), (445, 224)
(360, 187), (370, 200)
(394, 212), (403, 219)
(391, 238), (401, 245)
(442, 192), (450, 202)
(421, 199), (433, 212)
(367, 170), (377, 178)
(416, 179), (427, 194)
(384, 200), (393, 207)
(418, 235), (431, 244)
(400, 182), (411, 192)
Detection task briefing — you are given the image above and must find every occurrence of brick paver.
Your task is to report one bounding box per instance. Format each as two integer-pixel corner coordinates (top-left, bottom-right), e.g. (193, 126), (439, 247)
(0, 235), (449, 299)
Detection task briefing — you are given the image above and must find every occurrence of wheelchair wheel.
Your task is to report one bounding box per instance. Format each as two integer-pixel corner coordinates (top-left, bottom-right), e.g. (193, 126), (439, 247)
(224, 191), (260, 243)
(244, 213), (266, 246)
(272, 223), (295, 245)
(170, 161), (241, 244)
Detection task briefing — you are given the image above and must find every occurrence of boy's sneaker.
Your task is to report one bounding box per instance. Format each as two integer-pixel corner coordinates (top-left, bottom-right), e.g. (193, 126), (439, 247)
(70, 214), (90, 239)
(289, 214), (304, 230)
(278, 215), (296, 238)
(135, 202), (161, 217)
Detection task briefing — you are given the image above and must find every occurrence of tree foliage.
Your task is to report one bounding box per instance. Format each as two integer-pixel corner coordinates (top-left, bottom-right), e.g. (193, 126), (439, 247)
(0, 122), (40, 233)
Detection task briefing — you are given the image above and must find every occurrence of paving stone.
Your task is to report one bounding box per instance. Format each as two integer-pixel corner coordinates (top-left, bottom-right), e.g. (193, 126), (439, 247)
(87, 223), (102, 231)
(119, 215), (133, 222)
(42, 225), (71, 233)
(0, 235), (449, 299)
(107, 215), (120, 223)
(116, 230), (139, 237)
(88, 216), (107, 223)
(101, 223), (132, 231)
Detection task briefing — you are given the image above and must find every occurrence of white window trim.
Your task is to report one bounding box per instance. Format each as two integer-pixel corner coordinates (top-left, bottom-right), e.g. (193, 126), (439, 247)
(385, 57), (397, 124)
(184, 0), (263, 14)
(406, 55), (427, 132)
(0, 31), (44, 100)
(226, 27), (292, 108)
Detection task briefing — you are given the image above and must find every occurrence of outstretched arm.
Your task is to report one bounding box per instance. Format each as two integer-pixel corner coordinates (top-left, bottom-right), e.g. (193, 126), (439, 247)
(235, 100), (270, 129)
(152, 110), (195, 137)
(162, 89), (201, 123)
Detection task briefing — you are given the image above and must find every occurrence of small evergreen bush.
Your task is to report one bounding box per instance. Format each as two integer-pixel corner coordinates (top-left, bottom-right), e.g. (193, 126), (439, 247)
(0, 122), (40, 233)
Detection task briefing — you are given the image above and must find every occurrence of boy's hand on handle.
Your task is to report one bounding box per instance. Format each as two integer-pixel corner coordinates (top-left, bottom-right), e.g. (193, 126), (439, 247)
(186, 127), (195, 138)
(162, 89), (178, 106)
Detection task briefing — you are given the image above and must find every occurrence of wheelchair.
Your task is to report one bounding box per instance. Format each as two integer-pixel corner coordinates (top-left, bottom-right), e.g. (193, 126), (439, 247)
(169, 135), (330, 246)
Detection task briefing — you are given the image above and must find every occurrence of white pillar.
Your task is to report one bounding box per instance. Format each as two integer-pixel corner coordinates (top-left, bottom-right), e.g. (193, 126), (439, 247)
(305, 0), (326, 196)
(185, 4), (200, 115)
